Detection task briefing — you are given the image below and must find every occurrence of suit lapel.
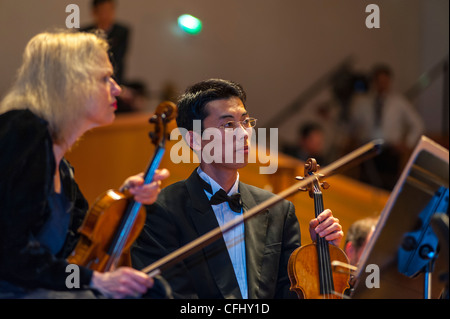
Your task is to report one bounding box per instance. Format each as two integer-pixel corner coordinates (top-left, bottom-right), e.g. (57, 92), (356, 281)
(185, 170), (242, 298)
(239, 182), (269, 299)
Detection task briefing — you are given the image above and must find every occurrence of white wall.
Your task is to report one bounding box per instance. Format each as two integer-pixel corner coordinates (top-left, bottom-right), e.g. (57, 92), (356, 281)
(0, 0), (448, 142)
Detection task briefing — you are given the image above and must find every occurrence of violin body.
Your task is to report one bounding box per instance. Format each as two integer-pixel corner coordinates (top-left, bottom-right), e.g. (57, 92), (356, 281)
(67, 189), (146, 271)
(288, 242), (350, 299)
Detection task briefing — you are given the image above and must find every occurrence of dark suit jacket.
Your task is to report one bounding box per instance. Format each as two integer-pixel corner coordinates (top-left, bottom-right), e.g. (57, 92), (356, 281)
(132, 169), (301, 299)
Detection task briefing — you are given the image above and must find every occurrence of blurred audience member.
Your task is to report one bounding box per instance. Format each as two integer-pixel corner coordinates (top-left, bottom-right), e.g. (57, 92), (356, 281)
(81, 0), (129, 85)
(81, 0), (153, 113)
(344, 217), (378, 267)
(349, 64), (424, 190)
(283, 122), (327, 164)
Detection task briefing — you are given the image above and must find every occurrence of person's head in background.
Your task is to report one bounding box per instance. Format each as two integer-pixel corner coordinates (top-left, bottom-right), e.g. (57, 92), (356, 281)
(371, 64), (393, 97)
(344, 217), (378, 266)
(92, 0), (117, 31)
(298, 122), (325, 159)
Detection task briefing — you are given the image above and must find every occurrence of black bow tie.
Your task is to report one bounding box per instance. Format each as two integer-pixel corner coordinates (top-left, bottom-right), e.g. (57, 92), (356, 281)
(209, 189), (242, 213)
(196, 172), (243, 213)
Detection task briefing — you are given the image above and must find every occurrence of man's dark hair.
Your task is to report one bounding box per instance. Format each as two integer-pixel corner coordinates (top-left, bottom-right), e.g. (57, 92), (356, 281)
(176, 78), (247, 131)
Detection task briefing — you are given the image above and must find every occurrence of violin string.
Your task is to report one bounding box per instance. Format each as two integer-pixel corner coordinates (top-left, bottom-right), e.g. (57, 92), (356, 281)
(315, 184), (334, 298)
(107, 207), (135, 270)
(320, 190), (333, 299)
(314, 188), (326, 297)
(317, 195), (330, 298)
(317, 193), (328, 298)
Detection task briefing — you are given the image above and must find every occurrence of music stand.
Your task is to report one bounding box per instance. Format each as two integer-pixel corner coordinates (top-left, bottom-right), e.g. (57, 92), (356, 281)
(351, 136), (449, 299)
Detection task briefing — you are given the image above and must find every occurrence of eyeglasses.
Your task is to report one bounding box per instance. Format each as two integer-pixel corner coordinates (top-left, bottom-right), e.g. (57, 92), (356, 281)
(217, 118), (257, 130)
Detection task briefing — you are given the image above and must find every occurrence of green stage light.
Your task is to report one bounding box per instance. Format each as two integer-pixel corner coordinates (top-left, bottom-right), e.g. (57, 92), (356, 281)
(178, 14), (202, 35)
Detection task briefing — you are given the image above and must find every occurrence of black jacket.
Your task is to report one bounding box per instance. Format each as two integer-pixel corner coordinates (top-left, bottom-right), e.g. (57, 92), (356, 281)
(132, 169), (301, 299)
(80, 23), (129, 84)
(0, 110), (92, 290)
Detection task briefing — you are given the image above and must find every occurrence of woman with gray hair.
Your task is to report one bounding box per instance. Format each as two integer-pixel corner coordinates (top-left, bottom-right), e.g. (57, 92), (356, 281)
(0, 31), (169, 299)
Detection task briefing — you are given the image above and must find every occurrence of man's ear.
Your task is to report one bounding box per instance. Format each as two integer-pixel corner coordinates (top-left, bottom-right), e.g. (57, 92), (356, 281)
(185, 130), (202, 152)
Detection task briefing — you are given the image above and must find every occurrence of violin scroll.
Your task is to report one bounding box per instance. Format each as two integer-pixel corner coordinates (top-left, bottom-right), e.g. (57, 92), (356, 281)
(296, 158), (330, 198)
(149, 101), (177, 146)
(304, 158), (319, 174)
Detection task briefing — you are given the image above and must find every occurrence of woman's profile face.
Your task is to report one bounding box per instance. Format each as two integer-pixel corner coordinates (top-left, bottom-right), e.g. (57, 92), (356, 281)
(84, 51), (122, 129)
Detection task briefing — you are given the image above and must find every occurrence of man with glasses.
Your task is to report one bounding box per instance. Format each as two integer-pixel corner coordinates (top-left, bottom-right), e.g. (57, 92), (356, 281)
(131, 78), (343, 299)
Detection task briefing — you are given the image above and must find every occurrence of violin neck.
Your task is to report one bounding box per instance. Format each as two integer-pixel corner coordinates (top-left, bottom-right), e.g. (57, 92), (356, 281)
(143, 144), (166, 185)
(313, 190), (335, 295)
(313, 190), (324, 219)
(105, 145), (166, 271)
(313, 191), (327, 249)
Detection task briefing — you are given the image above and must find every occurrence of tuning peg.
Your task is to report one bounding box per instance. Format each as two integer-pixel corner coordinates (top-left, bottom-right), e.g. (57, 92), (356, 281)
(321, 181), (330, 190)
(295, 176), (308, 191)
(149, 115), (158, 123)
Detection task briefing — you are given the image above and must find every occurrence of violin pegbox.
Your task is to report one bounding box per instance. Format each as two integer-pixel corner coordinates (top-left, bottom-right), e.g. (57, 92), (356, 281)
(296, 158), (330, 198)
(148, 101), (177, 146)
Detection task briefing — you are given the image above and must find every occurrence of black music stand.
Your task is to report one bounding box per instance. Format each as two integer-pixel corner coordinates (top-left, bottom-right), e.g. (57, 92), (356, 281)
(351, 136), (449, 299)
